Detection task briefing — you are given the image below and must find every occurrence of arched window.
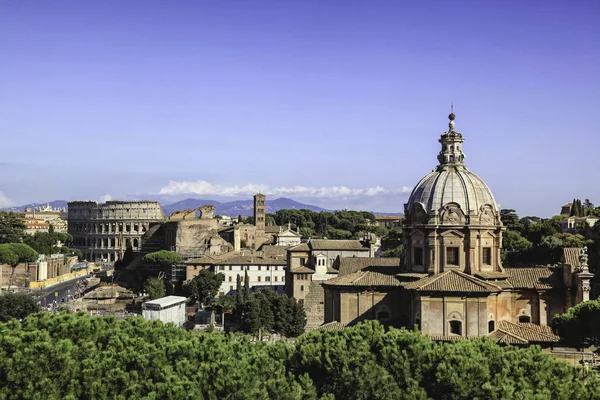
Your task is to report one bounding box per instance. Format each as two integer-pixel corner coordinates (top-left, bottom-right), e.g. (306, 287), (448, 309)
(488, 320), (495, 333)
(519, 315), (531, 323)
(449, 320), (462, 336)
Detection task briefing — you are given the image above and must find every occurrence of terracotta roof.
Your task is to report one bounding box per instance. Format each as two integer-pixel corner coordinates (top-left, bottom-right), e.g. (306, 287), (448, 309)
(323, 270), (401, 287)
(289, 243), (310, 251)
(402, 270), (502, 293)
(337, 257), (401, 275)
(215, 255), (286, 266)
(487, 330), (528, 345)
(474, 271), (508, 279)
(259, 245), (289, 257)
(318, 321), (349, 331)
(504, 267), (563, 290)
(489, 321), (560, 344)
(265, 226), (281, 234)
(396, 272), (429, 281)
(309, 239), (368, 251)
(563, 248), (582, 268)
(291, 266), (315, 274)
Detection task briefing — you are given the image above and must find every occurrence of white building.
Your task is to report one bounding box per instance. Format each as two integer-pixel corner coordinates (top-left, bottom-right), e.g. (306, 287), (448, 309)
(142, 296), (187, 326)
(274, 223), (302, 247)
(214, 255), (287, 296)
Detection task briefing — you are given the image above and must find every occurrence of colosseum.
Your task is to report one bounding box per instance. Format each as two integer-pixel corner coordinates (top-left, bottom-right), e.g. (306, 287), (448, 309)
(68, 200), (164, 262)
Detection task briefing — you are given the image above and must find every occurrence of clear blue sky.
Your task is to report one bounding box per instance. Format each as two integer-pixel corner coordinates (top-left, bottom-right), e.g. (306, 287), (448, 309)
(1, 0), (598, 217)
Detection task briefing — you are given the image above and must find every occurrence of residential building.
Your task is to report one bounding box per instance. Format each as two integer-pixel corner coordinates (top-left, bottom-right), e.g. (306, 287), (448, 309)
(375, 215), (404, 228)
(20, 217), (51, 235)
(561, 216), (599, 232)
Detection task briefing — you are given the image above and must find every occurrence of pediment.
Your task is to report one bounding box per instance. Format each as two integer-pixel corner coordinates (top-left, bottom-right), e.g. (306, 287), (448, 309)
(409, 229), (425, 237)
(440, 229), (465, 238)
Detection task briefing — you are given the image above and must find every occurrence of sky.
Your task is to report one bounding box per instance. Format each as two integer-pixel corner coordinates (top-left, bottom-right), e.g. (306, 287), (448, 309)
(0, 0), (598, 217)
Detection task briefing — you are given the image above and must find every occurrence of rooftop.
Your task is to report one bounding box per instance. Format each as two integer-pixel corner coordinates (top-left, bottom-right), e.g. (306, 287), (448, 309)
(309, 239), (369, 251)
(402, 270), (502, 293)
(337, 257), (401, 275)
(323, 270), (401, 288)
(144, 295), (187, 307)
(504, 267), (563, 290)
(489, 321), (560, 344)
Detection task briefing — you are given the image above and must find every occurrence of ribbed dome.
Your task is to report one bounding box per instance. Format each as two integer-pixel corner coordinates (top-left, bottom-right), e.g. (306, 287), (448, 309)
(405, 165), (498, 216)
(404, 114), (499, 224)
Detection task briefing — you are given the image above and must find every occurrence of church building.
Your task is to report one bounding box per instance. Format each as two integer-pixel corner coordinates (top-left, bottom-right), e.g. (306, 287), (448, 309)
(322, 114), (592, 344)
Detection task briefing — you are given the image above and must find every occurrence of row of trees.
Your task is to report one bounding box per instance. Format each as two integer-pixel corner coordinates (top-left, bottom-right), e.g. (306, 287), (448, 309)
(228, 272), (306, 337)
(0, 314), (596, 399)
(569, 198), (600, 217)
(500, 209), (595, 266)
(0, 211), (80, 263)
(266, 209), (386, 240)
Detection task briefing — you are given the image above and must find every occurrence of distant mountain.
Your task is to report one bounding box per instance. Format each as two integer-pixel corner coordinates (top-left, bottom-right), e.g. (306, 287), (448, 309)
(162, 197), (330, 217)
(2, 197), (402, 218)
(2, 200), (69, 212)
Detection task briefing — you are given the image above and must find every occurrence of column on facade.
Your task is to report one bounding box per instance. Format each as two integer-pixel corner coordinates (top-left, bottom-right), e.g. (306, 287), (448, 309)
(538, 292), (548, 326)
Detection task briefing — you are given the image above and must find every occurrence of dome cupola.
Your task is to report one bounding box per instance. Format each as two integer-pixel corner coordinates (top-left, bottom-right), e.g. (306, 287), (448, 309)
(404, 114), (500, 226)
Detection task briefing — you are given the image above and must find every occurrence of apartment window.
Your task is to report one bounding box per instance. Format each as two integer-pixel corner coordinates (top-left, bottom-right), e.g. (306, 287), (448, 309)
(300, 258), (306, 266)
(258, 276), (262, 282)
(488, 320), (495, 333)
(230, 286), (233, 292)
(446, 247), (459, 265)
(229, 265), (232, 271)
(300, 285), (304, 292)
(228, 276), (232, 282)
(519, 315), (531, 323)
(258, 266), (261, 271)
(413, 247), (424, 265)
(266, 276), (270, 282)
(482, 247), (492, 265)
(274, 276), (278, 282)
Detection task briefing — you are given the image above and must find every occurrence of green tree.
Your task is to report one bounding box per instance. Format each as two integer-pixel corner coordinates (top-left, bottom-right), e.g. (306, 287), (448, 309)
(500, 209), (520, 229)
(184, 269), (225, 308)
(145, 277), (165, 300)
(0, 212), (25, 244)
(143, 250), (182, 268)
(0, 292), (40, 322)
(0, 243), (39, 289)
(114, 244), (135, 270)
(552, 299), (600, 347)
(235, 289), (306, 337)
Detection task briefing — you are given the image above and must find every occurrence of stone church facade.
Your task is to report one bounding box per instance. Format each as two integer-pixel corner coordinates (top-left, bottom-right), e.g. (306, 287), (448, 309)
(322, 114), (592, 344)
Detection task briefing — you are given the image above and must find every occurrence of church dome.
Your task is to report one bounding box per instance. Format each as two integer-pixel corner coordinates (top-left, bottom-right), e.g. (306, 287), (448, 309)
(404, 115), (500, 225)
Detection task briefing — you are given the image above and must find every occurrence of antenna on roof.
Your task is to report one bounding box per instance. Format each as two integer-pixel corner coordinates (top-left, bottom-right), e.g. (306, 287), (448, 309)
(451, 102), (454, 114)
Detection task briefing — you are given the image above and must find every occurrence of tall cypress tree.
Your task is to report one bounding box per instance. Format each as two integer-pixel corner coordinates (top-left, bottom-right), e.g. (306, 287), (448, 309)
(243, 270), (250, 302)
(570, 199), (578, 217)
(235, 274), (243, 306)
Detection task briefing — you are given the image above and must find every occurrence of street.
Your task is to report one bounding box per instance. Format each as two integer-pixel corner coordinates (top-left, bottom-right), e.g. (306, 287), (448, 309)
(34, 277), (88, 309)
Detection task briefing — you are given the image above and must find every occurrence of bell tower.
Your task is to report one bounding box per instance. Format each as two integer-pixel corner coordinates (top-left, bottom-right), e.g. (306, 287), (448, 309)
(253, 193), (266, 232)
